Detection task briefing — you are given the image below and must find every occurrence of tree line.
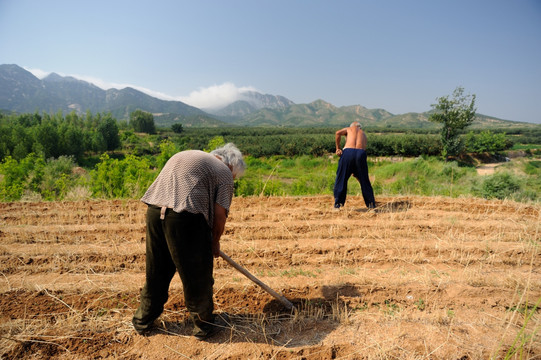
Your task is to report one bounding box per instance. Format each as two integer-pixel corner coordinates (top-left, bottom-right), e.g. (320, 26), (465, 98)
(0, 113), (537, 202)
(0, 111), (121, 162)
(0, 110), (524, 165)
(177, 128), (513, 158)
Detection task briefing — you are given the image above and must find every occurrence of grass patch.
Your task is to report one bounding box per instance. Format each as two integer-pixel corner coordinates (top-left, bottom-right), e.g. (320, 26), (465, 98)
(233, 155), (541, 202)
(511, 144), (541, 150)
(280, 268), (319, 278)
(3, 150), (540, 202)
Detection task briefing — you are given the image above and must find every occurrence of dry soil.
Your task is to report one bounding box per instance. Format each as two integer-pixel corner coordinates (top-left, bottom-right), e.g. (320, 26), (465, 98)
(1, 195), (540, 359)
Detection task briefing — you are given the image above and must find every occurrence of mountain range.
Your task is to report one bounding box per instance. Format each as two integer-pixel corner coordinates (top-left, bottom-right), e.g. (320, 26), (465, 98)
(0, 64), (533, 129)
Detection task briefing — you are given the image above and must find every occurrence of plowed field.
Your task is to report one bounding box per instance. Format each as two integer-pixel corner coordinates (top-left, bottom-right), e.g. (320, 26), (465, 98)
(1, 196), (540, 359)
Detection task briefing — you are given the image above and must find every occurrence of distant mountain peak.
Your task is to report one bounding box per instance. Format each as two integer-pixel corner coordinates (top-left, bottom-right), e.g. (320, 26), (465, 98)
(207, 91), (295, 118)
(43, 72), (96, 86)
(43, 72), (63, 81)
(309, 99), (336, 109)
(0, 63), (531, 128)
(0, 64), (204, 120)
(237, 90), (294, 110)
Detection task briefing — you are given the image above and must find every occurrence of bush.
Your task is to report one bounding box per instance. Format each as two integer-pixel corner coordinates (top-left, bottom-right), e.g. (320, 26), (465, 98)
(0, 153), (89, 201)
(90, 153), (156, 198)
(204, 136), (226, 152)
(156, 140), (182, 169)
(40, 156), (80, 200)
(480, 173), (521, 200)
(465, 131), (510, 153)
(0, 154), (44, 201)
(369, 134), (441, 157)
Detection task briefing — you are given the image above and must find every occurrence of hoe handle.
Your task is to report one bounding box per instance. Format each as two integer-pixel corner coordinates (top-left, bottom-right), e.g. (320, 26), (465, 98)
(219, 250), (295, 311)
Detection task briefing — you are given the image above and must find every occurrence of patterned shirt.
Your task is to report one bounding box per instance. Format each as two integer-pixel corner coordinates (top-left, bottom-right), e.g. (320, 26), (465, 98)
(141, 150), (234, 228)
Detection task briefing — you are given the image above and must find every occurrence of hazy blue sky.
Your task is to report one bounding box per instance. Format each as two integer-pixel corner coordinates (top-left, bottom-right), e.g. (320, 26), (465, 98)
(1, 0), (540, 123)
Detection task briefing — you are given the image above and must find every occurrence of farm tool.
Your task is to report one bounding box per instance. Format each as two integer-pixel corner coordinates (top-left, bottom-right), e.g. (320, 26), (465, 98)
(219, 250), (296, 311)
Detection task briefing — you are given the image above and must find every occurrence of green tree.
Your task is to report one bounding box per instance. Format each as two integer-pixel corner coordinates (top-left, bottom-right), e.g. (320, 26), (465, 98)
(157, 140), (180, 169)
(89, 132), (107, 153)
(204, 136), (225, 152)
(36, 122), (60, 158)
(130, 110), (156, 134)
(0, 153), (45, 200)
(61, 124), (85, 161)
(429, 87), (476, 160)
(465, 130), (509, 153)
(90, 153), (155, 198)
(10, 124), (33, 160)
(97, 115), (121, 151)
(171, 123), (184, 134)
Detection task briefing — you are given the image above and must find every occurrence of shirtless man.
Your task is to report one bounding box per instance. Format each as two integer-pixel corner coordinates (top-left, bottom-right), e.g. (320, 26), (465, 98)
(333, 121), (376, 209)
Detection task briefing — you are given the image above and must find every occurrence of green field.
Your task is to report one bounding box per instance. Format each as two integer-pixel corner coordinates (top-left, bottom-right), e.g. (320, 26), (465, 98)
(235, 155), (541, 202)
(1, 112), (541, 203)
(2, 149), (540, 204)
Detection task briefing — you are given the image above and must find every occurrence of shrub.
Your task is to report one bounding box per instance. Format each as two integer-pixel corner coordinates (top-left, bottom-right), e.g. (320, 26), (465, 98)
(156, 140), (181, 169)
(0, 153), (89, 201)
(40, 156), (79, 200)
(204, 136), (226, 152)
(90, 153), (156, 198)
(0, 153), (45, 201)
(480, 173), (521, 200)
(465, 131), (510, 153)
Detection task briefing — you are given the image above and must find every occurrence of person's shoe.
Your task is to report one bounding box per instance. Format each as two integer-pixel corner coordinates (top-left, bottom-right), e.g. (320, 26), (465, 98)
(333, 203), (343, 211)
(193, 313), (231, 341)
(133, 324), (154, 336)
(132, 316), (157, 336)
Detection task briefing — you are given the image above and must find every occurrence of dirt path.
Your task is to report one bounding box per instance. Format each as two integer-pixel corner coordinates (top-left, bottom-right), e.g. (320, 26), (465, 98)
(1, 196), (540, 359)
(476, 162), (505, 175)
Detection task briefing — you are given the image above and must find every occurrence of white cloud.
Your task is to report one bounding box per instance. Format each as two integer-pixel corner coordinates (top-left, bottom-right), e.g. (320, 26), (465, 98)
(23, 67), (254, 109)
(24, 67), (50, 79)
(179, 83), (257, 110)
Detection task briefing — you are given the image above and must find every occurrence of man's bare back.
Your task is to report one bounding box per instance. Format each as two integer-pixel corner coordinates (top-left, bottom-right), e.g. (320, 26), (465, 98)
(335, 121), (367, 156)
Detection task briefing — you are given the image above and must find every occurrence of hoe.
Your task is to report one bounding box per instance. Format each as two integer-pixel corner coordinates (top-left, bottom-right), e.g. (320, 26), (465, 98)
(219, 250), (296, 311)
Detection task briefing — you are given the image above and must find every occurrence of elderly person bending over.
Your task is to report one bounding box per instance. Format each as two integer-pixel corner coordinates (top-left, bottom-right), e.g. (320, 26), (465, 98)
(133, 143), (246, 339)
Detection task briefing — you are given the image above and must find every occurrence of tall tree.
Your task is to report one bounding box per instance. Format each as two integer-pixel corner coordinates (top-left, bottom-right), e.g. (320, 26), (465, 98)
(429, 87), (476, 160)
(130, 110), (156, 134)
(36, 122), (60, 158)
(98, 115), (121, 151)
(171, 123), (184, 134)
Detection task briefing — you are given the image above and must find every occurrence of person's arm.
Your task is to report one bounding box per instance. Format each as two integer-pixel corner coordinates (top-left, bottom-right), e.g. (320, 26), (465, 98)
(335, 128), (347, 156)
(212, 203), (228, 258)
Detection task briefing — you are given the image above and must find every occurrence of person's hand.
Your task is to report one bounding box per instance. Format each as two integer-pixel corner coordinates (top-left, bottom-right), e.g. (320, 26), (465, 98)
(336, 149), (343, 157)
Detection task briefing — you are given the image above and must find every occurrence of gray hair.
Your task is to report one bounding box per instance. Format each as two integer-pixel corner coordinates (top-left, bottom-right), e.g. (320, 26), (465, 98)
(211, 143), (246, 178)
(350, 121), (362, 128)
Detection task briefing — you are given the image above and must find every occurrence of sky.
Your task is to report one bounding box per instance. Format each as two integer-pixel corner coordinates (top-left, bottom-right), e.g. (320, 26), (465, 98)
(1, 0), (540, 123)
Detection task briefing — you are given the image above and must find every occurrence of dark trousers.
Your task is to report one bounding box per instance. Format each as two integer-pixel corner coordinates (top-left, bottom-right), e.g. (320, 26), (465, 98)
(334, 148), (376, 208)
(132, 206), (215, 335)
